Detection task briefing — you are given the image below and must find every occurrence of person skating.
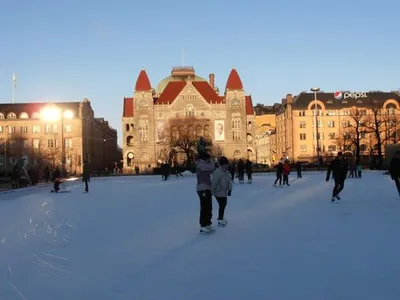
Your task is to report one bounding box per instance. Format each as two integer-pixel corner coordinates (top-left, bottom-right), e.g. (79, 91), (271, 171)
(229, 160), (236, 183)
(389, 151), (400, 196)
(326, 151), (349, 202)
(245, 159), (253, 183)
(282, 160), (291, 186)
(196, 152), (216, 233)
(51, 166), (61, 193)
(295, 161), (302, 178)
(273, 159), (284, 187)
(82, 161), (90, 193)
(211, 156), (232, 227)
(237, 159), (245, 183)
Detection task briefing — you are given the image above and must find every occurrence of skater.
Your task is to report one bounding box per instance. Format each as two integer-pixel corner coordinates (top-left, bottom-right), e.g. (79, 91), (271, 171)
(82, 161), (90, 193)
(357, 164), (362, 178)
(196, 152), (216, 233)
(211, 156), (232, 227)
(245, 159), (253, 183)
(295, 161), (302, 178)
(326, 151), (349, 202)
(273, 159), (284, 186)
(282, 160), (291, 186)
(174, 160), (184, 178)
(389, 151), (400, 196)
(229, 160), (236, 182)
(51, 166), (61, 193)
(237, 159), (245, 183)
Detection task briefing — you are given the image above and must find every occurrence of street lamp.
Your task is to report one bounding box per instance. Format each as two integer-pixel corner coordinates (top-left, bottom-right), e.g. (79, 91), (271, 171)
(310, 87), (321, 163)
(41, 105), (74, 175)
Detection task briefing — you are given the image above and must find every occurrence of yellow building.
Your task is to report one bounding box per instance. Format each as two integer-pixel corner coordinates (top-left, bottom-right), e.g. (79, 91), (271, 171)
(122, 66), (256, 171)
(274, 91), (400, 163)
(0, 99), (119, 175)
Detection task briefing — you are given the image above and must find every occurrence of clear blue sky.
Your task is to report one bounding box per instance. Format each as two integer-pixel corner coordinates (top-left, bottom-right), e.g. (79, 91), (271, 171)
(1, 0), (399, 145)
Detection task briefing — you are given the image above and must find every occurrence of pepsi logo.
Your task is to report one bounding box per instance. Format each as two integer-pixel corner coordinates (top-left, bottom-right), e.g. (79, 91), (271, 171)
(334, 91), (343, 100)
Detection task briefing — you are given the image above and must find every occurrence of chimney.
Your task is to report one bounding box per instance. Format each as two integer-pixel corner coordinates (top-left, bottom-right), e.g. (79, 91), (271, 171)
(209, 73), (215, 89)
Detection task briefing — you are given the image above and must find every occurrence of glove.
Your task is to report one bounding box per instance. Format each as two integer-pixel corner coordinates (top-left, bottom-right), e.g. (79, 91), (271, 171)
(227, 190), (232, 196)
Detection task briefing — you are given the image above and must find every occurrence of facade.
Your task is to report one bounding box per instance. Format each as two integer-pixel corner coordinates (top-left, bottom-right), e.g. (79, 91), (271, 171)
(0, 99), (119, 175)
(122, 67), (256, 171)
(274, 91), (400, 163)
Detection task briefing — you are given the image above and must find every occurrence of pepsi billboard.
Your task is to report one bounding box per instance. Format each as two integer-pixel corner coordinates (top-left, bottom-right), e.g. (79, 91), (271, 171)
(334, 91), (368, 100)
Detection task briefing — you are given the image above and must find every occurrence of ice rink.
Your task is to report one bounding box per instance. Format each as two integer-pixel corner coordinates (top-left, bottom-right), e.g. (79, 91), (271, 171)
(1, 171), (399, 300)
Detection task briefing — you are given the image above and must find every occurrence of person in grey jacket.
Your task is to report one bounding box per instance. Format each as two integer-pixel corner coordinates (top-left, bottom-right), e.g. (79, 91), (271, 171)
(212, 156), (232, 227)
(196, 152), (216, 233)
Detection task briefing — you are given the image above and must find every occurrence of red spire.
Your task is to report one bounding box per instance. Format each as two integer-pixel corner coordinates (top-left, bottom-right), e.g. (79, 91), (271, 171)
(135, 69), (151, 91)
(226, 68), (243, 90)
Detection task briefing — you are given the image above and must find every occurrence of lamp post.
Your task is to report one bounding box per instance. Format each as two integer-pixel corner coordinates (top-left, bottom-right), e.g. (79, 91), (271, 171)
(310, 87), (321, 163)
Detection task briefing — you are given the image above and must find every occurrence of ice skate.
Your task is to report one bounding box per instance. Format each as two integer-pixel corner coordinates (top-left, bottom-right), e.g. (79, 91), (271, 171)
(218, 219), (228, 227)
(335, 194), (341, 200)
(273, 184), (277, 187)
(331, 197), (335, 202)
(200, 226), (214, 234)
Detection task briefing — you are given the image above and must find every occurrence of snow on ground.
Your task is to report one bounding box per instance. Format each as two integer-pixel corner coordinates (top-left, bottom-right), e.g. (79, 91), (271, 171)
(1, 171), (400, 300)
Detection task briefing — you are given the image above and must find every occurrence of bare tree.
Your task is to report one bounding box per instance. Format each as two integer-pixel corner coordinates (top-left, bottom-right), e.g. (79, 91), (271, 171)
(341, 107), (368, 164)
(363, 108), (389, 168)
(164, 117), (212, 164)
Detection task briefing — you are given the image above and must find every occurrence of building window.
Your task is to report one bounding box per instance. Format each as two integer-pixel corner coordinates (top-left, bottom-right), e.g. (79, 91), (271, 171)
(298, 110), (305, 116)
(65, 138), (72, 148)
(299, 121), (306, 128)
(8, 126), (16, 134)
(21, 126), (28, 134)
(360, 144), (367, 151)
(360, 132), (366, 139)
(328, 145), (337, 152)
(327, 110), (337, 116)
(48, 139), (56, 148)
(300, 145), (307, 152)
(7, 112), (17, 119)
(23, 140), (30, 148)
(33, 139), (40, 149)
(46, 124), (57, 133)
(19, 112), (29, 119)
(328, 121), (335, 128)
(344, 145), (352, 151)
(0, 126), (3, 134)
(185, 105), (195, 118)
(232, 118), (241, 140)
(64, 124), (72, 133)
(329, 133), (336, 140)
(32, 125), (40, 133)
(300, 133), (306, 140)
(139, 120), (149, 142)
(0, 113), (4, 119)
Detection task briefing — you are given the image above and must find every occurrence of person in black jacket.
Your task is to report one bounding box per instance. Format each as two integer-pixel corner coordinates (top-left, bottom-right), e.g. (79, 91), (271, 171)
(326, 152), (349, 202)
(245, 159), (253, 183)
(389, 151), (400, 196)
(273, 159), (284, 187)
(295, 161), (302, 178)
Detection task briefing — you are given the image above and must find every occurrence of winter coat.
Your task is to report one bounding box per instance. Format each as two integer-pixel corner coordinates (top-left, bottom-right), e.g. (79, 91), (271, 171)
(212, 167), (233, 197)
(326, 158), (348, 180)
(196, 159), (215, 191)
(276, 162), (284, 175)
(245, 160), (253, 174)
(390, 157), (400, 178)
(82, 165), (90, 181)
(283, 163), (291, 176)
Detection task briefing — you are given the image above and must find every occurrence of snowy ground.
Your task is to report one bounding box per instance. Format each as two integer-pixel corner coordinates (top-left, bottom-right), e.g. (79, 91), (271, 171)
(1, 171), (400, 300)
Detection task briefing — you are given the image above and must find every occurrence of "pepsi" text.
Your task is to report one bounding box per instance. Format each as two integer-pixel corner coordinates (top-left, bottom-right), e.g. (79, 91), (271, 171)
(343, 92), (367, 100)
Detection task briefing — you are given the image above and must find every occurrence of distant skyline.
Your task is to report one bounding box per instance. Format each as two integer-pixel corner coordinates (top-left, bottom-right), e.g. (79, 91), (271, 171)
(1, 0), (399, 145)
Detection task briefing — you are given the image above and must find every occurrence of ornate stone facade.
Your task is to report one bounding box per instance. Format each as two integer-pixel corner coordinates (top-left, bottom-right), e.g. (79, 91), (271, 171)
(122, 67), (256, 171)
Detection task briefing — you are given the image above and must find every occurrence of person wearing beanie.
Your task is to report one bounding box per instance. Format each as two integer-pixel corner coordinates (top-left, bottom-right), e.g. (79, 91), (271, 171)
(196, 152), (216, 233)
(326, 151), (349, 202)
(211, 156), (232, 227)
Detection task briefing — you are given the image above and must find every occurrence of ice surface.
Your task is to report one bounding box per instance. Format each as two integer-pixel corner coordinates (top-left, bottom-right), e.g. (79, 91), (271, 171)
(1, 171), (400, 300)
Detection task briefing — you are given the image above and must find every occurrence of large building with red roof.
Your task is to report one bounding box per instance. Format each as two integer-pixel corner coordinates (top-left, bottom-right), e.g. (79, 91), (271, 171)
(122, 66), (256, 170)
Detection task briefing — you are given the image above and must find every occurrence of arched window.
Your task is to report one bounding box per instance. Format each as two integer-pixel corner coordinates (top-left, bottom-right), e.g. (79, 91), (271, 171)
(387, 103), (396, 115)
(7, 112), (17, 119)
(127, 152), (134, 167)
(126, 135), (134, 146)
(19, 112), (29, 119)
(247, 133), (253, 144)
(185, 105), (195, 118)
(311, 104), (323, 116)
(0, 113), (4, 119)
